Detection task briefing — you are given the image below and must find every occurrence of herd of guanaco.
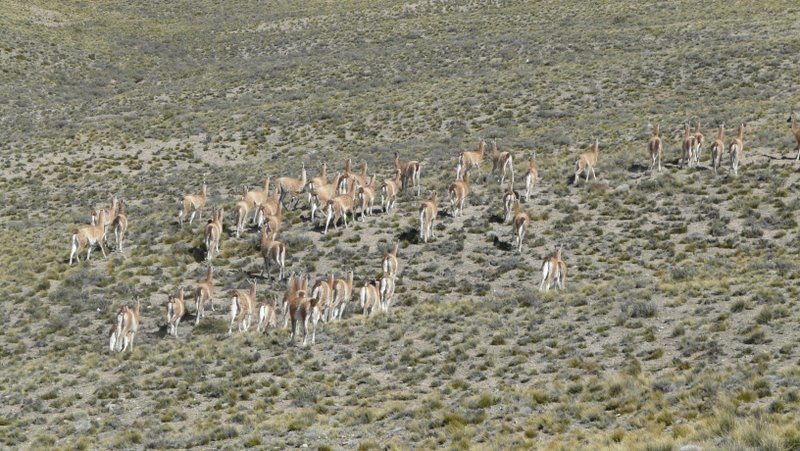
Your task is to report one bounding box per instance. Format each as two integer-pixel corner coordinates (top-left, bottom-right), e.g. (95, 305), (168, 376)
(70, 117), (797, 351)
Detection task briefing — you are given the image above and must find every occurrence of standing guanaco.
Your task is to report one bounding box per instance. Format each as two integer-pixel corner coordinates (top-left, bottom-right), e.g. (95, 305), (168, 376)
(380, 168), (402, 213)
(419, 191), (438, 243)
(70, 210), (109, 265)
(204, 208), (224, 262)
(648, 124), (663, 173)
(512, 200), (530, 253)
(167, 289), (186, 338)
(228, 279), (257, 334)
(682, 124), (696, 168)
(111, 198), (128, 252)
(394, 153), (422, 196)
(539, 247), (567, 292)
(194, 265), (214, 325)
(490, 139), (514, 184)
(574, 139), (599, 185)
(448, 168), (470, 217)
(260, 223), (286, 280)
(382, 243), (399, 278)
(693, 121), (705, 165)
(523, 155), (538, 202)
(178, 176), (207, 226)
(729, 123), (745, 176)
(457, 139), (485, 180)
(502, 181), (517, 223)
(275, 164), (307, 209)
(710, 124), (725, 174)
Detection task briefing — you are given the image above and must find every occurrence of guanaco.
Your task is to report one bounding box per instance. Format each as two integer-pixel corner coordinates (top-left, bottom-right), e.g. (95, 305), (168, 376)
(243, 177), (271, 223)
(394, 153), (422, 196)
(490, 139), (514, 184)
(682, 124), (696, 168)
(167, 289), (186, 338)
(512, 200), (530, 253)
(70, 209), (109, 265)
(539, 247), (567, 292)
(382, 243), (399, 278)
(380, 168), (402, 213)
(448, 168), (470, 217)
(111, 198), (128, 251)
(234, 200), (249, 239)
(710, 124), (725, 174)
(113, 300), (140, 352)
(275, 164), (307, 209)
(502, 181), (517, 223)
(523, 155), (538, 202)
(178, 176), (207, 226)
(419, 191), (438, 243)
(330, 270), (354, 321)
(309, 173), (342, 223)
(379, 274), (395, 313)
(457, 139), (485, 180)
(359, 279), (381, 317)
(357, 176), (377, 221)
(204, 208), (224, 262)
(311, 274), (335, 322)
(256, 197), (282, 238)
(257, 295), (280, 335)
(693, 121), (705, 165)
(260, 223), (286, 280)
(194, 265), (215, 325)
(729, 123), (745, 176)
(648, 124), (663, 173)
(324, 180), (357, 234)
(574, 139), (599, 185)
(228, 279), (257, 334)
(284, 274), (320, 346)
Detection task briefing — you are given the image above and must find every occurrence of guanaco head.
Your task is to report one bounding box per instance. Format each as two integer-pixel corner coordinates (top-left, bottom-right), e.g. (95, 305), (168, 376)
(718, 123), (725, 139)
(246, 278), (257, 296)
(592, 138), (599, 153)
(205, 265), (213, 282)
(694, 121), (701, 133)
(737, 123), (745, 138)
(390, 242), (398, 256)
(653, 124), (660, 137)
(360, 161), (367, 175)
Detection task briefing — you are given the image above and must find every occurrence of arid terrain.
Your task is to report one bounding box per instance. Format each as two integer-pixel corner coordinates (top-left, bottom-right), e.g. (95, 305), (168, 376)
(2, 0), (800, 449)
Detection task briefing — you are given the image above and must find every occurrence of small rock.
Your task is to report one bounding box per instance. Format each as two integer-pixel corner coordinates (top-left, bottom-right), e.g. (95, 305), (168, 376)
(680, 445), (702, 451)
(615, 183), (630, 192)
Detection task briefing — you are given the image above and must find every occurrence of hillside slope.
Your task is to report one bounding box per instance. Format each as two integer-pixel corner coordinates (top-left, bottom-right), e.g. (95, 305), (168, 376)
(2, 0), (800, 449)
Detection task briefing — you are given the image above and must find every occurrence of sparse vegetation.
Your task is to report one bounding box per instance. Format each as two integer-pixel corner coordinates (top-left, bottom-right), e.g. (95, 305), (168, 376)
(1, 0), (800, 448)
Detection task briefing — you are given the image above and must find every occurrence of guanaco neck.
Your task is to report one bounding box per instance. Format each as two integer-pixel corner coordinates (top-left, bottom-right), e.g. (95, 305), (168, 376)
(205, 267), (213, 283)
(737, 125), (744, 139)
(694, 121), (701, 133)
(718, 125), (725, 140)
